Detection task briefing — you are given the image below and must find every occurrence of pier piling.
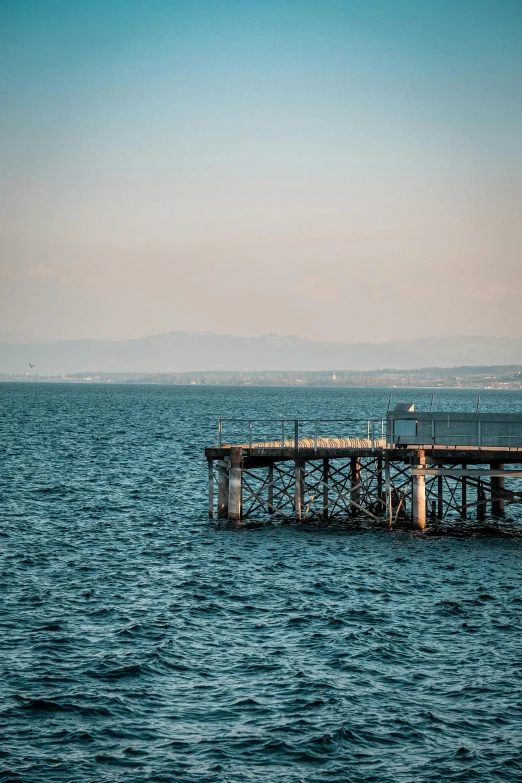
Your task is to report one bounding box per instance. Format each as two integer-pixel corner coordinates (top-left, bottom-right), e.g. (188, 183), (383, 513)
(295, 459), (305, 519)
(228, 447), (242, 521)
(322, 459), (329, 520)
(477, 478), (486, 521)
(490, 462), (505, 515)
(208, 459), (214, 519)
(412, 450), (426, 530)
(437, 465), (444, 520)
(217, 461), (229, 519)
(268, 464), (274, 514)
(377, 457), (384, 509)
(351, 457), (362, 516)
(461, 464), (467, 519)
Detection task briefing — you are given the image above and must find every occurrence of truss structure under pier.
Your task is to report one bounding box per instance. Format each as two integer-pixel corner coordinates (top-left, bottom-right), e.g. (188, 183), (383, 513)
(206, 442), (522, 529)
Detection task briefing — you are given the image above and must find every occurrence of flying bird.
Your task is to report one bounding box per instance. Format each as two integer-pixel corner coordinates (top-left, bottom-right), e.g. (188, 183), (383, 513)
(29, 363), (35, 368)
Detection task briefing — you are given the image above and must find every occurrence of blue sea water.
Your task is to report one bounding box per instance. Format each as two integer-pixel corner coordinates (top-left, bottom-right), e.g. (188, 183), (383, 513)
(1, 382), (521, 782)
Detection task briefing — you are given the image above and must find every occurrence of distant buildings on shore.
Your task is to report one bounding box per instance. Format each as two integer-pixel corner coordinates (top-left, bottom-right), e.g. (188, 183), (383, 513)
(2, 367), (522, 389)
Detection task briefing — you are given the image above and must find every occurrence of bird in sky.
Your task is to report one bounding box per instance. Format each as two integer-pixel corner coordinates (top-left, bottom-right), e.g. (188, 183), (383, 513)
(29, 363), (35, 368)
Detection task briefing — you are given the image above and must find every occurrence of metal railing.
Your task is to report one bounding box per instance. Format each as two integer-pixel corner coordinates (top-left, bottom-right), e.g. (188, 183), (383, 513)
(217, 418), (386, 452)
(389, 417), (522, 450)
(395, 433), (522, 449)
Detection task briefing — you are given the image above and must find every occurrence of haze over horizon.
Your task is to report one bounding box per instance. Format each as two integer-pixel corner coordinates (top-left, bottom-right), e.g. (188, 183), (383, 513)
(1, 327), (518, 347)
(3, 332), (522, 375)
(2, 0), (522, 345)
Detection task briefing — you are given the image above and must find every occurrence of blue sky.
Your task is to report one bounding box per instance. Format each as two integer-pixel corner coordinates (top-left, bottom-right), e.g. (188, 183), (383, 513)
(1, 0), (521, 342)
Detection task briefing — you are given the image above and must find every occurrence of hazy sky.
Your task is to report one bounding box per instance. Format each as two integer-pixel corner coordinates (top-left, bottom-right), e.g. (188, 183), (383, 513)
(1, 0), (521, 343)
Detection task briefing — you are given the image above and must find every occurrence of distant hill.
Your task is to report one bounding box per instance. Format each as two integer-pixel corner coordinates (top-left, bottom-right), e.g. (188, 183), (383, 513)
(1, 332), (522, 375)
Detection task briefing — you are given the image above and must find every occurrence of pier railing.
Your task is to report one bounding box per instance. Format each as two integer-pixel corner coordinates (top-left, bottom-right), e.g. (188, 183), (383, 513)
(387, 412), (522, 450)
(217, 418), (386, 451)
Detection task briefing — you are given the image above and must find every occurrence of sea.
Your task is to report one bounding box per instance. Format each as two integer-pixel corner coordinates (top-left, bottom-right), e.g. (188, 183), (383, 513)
(1, 382), (521, 782)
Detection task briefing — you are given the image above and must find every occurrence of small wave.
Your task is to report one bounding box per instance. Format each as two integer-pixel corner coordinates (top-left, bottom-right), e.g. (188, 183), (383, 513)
(31, 623), (61, 632)
(13, 698), (112, 717)
(231, 697), (260, 707)
(437, 600), (464, 615)
(87, 663), (143, 680)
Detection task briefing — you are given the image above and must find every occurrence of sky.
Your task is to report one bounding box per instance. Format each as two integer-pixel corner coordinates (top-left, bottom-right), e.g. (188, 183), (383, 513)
(1, 0), (521, 344)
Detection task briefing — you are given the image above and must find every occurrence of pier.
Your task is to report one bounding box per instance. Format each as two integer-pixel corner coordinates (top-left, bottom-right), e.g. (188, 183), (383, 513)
(205, 406), (522, 528)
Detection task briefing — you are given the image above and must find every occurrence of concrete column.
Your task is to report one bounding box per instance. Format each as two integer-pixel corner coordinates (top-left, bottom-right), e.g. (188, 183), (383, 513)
(490, 462), (505, 515)
(217, 461), (229, 519)
(412, 450), (426, 530)
(228, 447), (243, 521)
(351, 457), (362, 516)
(295, 458), (305, 519)
(323, 458), (329, 520)
(208, 459), (214, 519)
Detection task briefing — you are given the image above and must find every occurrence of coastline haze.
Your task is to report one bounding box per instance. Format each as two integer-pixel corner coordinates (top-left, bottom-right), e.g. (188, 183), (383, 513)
(3, 331), (522, 375)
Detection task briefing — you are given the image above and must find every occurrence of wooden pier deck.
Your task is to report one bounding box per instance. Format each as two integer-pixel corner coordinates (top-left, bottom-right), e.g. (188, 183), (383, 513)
(207, 440), (522, 461)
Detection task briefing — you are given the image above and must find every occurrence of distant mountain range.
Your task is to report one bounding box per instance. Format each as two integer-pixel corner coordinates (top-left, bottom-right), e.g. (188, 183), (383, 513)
(1, 332), (522, 375)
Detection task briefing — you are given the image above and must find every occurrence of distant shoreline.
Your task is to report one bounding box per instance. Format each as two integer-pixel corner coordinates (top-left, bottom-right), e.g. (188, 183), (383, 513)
(2, 367), (522, 392)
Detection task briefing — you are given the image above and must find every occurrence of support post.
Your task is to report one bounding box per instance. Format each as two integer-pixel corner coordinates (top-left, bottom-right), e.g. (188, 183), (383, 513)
(490, 462), (505, 515)
(437, 466), (443, 520)
(351, 457), (362, 517)
(295, 458), (305, 519)
(461, 463), (467, 519)
(377, 456), (384, 510)
(268, 463), (274, 514)
(385, 457), (392, 526)
(217, 461), (229, 519)
(323, 458), (329, 520)
(412, 450), (426, 530)
(228, 447), (243, 521)
(477, 478), (486, 521)
(208, 459), (214, 519)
